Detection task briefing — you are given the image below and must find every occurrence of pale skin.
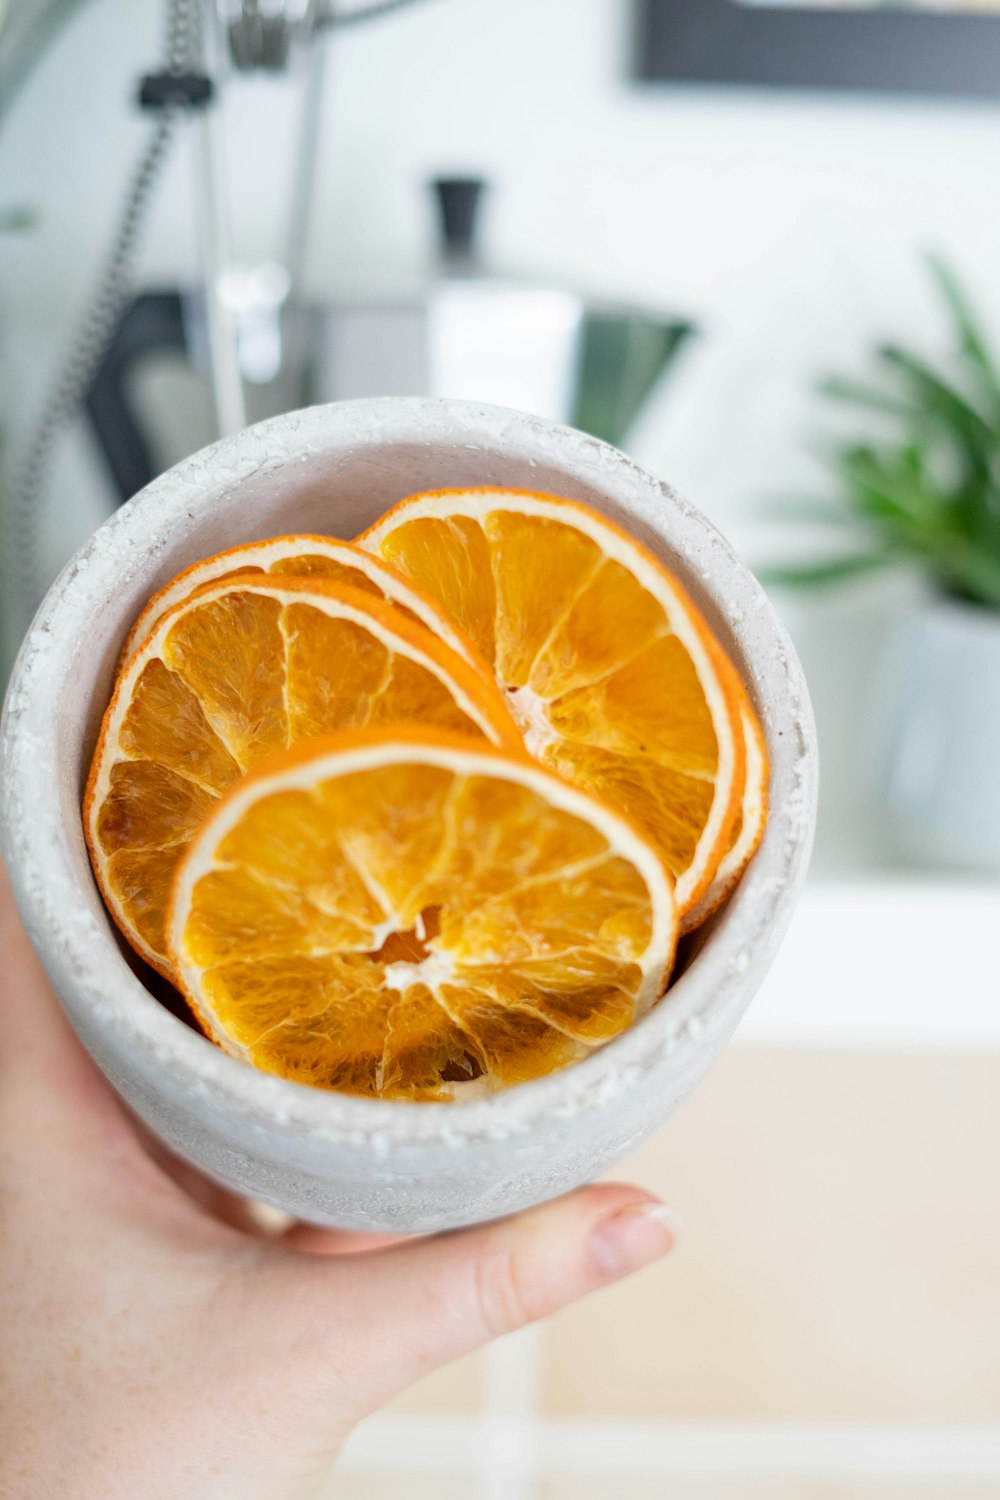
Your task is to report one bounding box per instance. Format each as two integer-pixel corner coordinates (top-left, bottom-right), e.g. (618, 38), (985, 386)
(0, 873), (677, 1500)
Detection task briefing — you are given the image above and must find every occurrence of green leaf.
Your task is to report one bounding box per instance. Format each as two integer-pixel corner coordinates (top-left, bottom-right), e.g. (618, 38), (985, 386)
(829, 445), (936, 531)
(877, 343), (994, 456)
(777, 257), (1000, 607)
(819, 374), (913, 418)
(761, 551), (898, 588)
(928, 537), (1000, 610)
(926, 253), (1000, 423)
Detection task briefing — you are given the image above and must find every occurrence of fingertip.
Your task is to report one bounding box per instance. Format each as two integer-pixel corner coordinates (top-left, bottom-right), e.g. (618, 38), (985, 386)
(587, 1199), (679, 1279)
(263, 1182), (681, 1413)
(532, 1183), (679, 1282)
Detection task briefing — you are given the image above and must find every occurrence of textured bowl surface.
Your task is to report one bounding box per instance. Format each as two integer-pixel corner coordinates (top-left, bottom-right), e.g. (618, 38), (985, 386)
(0, 398), (817, 1231)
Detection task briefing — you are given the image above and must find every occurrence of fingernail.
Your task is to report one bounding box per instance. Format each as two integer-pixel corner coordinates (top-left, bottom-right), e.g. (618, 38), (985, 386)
(588, 1200), (680, 1279)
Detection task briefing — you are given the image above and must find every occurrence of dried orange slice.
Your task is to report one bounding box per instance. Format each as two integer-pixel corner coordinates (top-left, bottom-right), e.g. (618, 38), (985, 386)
(167, 727), (678, 1100)
(359, 490), (742, 915)
(120, 534), (478, 667)
(85, 577), (519, 977)
(682, 689), (768, 933)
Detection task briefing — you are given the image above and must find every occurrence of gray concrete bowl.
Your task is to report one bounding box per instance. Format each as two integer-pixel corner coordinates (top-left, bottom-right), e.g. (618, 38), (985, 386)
(0, 398), (816, 1232)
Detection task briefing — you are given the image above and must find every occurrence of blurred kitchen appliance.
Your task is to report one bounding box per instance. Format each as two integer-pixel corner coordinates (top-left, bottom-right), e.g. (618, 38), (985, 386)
(85, 177), (692, 503)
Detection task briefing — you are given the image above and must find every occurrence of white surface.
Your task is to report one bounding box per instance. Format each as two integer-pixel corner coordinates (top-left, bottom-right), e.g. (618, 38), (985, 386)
(734, 877), (1000, 1049)
(482, 1327), (542, 1500)
(339, 1414), (1000, 1483)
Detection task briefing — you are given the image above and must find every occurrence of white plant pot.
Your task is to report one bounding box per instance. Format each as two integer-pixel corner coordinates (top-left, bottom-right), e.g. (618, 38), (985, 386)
(878, 593), (1000, 872)
(0, 398), (816, 1231)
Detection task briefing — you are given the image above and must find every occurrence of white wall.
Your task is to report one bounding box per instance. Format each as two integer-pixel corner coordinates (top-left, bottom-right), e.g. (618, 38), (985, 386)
(3, 0), (1000, 866)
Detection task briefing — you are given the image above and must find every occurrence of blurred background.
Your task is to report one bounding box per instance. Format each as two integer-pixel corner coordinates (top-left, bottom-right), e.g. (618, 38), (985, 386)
(2, 1), (1000, 1495)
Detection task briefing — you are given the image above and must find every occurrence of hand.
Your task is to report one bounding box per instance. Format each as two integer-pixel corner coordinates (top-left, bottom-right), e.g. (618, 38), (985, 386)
(0, 872), (677, 1500)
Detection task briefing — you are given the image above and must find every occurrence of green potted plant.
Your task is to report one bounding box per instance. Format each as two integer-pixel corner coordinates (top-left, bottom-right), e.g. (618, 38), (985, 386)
(771, 256), (1000, 870)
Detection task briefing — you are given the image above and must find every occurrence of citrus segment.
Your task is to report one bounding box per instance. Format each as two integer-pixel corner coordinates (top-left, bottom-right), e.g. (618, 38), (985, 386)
(167, 729), (677, 1100)
(120, 534), (478, 667)
(359, 490), (742, 913)
(85, 579), (518, 976)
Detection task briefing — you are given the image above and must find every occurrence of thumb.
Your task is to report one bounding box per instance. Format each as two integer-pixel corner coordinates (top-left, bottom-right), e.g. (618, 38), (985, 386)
(283, 1182), (678, 1415)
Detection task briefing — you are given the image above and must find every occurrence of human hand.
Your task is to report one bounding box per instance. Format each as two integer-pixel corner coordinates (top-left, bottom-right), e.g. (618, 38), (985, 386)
(0, 873), (677, 1500)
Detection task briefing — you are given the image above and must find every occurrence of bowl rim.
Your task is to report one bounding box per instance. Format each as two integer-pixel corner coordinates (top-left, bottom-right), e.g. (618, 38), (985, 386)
(1, 397), (817, 1147)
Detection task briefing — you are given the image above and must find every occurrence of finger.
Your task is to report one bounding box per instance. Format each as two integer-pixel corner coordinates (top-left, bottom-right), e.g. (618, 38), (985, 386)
(273, 1183), (678, 1413)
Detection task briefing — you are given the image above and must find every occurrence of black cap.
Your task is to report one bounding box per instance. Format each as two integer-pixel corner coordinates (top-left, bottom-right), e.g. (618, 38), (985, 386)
(431, 177), (486, 266)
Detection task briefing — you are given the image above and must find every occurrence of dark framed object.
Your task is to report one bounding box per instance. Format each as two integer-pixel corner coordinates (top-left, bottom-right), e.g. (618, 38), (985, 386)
(634, 0), (1000, 97)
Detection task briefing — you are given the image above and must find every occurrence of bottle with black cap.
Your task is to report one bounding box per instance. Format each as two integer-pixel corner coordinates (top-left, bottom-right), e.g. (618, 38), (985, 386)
(425, 174), (585, 422)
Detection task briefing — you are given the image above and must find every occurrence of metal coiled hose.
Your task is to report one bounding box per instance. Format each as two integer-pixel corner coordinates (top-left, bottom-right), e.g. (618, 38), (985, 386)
(2, 0), (204, 640)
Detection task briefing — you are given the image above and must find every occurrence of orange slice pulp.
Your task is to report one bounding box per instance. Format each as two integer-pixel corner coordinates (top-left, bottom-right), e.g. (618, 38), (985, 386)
(85, 576), (518, 976)
(167, 728), (678, 1100)
(359, 489), (745, 915)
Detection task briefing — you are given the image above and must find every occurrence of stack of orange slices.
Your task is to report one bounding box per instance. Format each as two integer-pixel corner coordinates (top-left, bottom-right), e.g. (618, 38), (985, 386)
(84, 492), (767, 1101)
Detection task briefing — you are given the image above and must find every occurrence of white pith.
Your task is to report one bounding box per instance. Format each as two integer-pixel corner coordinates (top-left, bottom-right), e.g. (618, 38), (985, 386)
(505, 684), (558, 758)
(682, 703), (767, 930)
(382, 949), (457, 994)
(715, 706), (766, 885)
(361, 489), (738, 909)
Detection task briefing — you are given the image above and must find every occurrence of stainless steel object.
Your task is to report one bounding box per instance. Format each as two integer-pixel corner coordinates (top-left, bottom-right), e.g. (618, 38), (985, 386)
(88, 178), (691, 502)
(218, 0), (317, 72)
(316, 176), (690, 447)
